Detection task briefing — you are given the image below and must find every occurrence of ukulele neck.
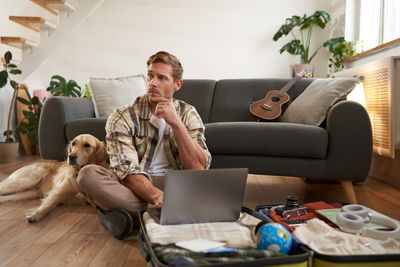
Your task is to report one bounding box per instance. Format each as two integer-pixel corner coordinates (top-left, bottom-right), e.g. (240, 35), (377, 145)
(277, 75), (302, 96)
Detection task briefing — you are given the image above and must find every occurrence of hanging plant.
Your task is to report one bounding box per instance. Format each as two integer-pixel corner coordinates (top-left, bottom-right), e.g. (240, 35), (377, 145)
(323, 37), (358, 77)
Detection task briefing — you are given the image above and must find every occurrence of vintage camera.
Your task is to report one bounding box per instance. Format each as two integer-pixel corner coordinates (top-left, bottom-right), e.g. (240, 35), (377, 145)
(274, 196), (308, 219)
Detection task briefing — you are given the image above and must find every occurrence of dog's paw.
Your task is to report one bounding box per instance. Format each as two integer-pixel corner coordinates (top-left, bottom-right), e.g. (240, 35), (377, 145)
(26, 210), (42, 223)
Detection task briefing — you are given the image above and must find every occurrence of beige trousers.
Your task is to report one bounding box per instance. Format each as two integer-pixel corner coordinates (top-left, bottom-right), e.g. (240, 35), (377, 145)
(76, 164), (164, 217)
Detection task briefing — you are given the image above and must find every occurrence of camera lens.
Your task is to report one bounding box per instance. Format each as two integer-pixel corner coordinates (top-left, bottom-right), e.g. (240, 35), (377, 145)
(286, 196), (299, 208)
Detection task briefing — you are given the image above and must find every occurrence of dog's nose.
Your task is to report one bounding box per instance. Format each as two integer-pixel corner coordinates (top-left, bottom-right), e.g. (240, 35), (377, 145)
(68, 154), (77, 164)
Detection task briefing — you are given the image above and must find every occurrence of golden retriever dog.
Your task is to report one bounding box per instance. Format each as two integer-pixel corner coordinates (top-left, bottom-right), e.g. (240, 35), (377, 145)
(0, 134), (108, 223)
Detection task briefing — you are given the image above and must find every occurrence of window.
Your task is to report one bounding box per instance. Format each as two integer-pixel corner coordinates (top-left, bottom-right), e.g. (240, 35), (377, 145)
(383, 0), (400, 43)
(359, 0), (381, 50)
(346, 0), (400, 51)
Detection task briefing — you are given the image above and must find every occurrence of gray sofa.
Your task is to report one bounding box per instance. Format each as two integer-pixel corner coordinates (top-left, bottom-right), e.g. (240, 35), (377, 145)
(39, 79), (372, 203)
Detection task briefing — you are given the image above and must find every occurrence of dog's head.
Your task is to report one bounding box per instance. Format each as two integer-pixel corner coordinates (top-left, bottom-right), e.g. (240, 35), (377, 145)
(67, 134), (108, 168)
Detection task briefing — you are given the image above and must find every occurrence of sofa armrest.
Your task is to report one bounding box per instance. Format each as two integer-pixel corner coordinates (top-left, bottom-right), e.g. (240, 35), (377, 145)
(39, 96), (95, 160)
(325, 100), (372, 182)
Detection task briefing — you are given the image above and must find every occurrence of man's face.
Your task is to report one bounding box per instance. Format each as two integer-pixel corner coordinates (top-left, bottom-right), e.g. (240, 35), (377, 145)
(147, 62), (181, 104)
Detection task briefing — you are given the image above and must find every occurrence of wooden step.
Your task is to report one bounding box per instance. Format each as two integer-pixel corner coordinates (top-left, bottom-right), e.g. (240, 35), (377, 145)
(9, 16), (56, 32)
(1, 37), (39, 49)
(31, 0), (76, 16)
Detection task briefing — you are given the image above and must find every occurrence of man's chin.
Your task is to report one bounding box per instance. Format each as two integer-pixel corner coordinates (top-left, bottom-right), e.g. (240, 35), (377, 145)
(148, 93), (159, 101)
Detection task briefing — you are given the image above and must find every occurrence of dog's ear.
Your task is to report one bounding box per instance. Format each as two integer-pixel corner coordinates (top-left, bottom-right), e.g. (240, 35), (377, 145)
(67, 140), (73, 153)
(94, 140), (108, 165)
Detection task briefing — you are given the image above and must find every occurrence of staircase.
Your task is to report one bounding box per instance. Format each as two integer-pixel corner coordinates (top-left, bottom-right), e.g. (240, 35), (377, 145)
(1, 0), (105, 82)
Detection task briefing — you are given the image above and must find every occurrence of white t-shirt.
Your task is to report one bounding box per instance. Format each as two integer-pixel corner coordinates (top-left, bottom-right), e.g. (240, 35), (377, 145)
(147, 116), (171, 176)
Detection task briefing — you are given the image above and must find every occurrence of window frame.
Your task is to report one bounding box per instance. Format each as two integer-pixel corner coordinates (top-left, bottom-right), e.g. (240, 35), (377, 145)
(345, 0), (400, 60)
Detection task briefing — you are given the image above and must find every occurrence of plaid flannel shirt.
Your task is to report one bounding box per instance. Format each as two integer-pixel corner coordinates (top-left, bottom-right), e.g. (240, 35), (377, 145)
(105, 94), (211, 181)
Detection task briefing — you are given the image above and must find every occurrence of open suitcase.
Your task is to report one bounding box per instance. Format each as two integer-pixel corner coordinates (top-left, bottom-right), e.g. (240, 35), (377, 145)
(138, 201), (400, 267)
(255, 202), (400, 267)
(137, 209), (310, 267)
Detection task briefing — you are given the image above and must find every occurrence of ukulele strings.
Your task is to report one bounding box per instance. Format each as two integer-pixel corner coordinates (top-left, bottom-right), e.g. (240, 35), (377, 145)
(263, 77), (299, 108)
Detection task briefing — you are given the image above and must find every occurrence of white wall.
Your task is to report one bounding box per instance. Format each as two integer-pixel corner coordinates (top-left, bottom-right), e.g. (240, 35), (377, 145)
(24, 0), (346, 87)
(1, 0), (346, 141)
(0, 0), (57, 142)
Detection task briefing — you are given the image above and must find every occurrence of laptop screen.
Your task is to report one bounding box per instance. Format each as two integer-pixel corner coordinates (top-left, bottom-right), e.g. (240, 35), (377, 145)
(159, 168), (248, 225)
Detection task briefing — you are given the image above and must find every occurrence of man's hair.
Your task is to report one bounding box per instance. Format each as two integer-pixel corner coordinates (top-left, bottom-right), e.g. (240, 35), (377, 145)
(147, 51), (183, 81)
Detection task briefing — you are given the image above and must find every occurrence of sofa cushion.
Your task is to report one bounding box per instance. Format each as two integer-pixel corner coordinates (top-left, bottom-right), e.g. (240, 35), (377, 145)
(205, 122), (328, 159)
(210, 79), (314, 122)
(281, 78), (359, 126)
(174, 79), (216, 123)
(88, 74), (146, 118)
(66, 118), (108, 142)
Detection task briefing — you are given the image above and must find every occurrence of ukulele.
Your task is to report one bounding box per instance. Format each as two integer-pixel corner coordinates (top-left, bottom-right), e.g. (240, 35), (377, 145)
(249, 74), (303, 122)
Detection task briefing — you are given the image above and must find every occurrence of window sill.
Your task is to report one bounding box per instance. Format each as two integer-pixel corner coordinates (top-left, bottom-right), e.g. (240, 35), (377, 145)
(345, 37), (400, 62)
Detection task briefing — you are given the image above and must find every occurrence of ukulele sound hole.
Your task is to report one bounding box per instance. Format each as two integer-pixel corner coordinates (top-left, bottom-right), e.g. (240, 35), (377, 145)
(271, 96), (280, 102)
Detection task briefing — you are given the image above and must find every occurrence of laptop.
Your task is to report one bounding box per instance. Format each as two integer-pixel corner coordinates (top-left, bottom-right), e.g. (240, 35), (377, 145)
(148, 168), (248, 225)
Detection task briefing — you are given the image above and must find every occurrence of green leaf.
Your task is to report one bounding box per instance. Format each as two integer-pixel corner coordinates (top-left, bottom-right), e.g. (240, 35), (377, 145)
(71, 88), (81, 97)
(306, 11), (331, 30)
(83, 84), (92, 99)
(7, 64), (17, 69)
(16, 96), (31, 105)
(28, 128), (35, 137)
(0, 70), (8, 88)
(10, 69), (22, 75)
(48, 75), (69, 96)
(18, 122), (29, 134)
(10, 80), (18, 89)
(319, 11), (331, 24)
(279, 39), (303, 55)
(4, 51), (12, 64)
(51, 75), (66, 84)
(323, 37), (345, 52)
(325, 38), (358, 76)
(23, 110), (34, 119)
(22, 86), (32, 102)
(273, 15), (301, 41)
(3, 130), (13, 136)
(32, 96), (39, 106)
(5, 137), (14, 142)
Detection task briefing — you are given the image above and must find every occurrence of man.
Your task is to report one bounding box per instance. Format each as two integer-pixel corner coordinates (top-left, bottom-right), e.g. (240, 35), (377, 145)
(77, 51), (211, 239)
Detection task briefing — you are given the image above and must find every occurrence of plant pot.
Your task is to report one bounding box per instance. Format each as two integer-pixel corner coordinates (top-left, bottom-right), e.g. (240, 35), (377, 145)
(0, 142), (19, 162)
(290, 64), (314, 77)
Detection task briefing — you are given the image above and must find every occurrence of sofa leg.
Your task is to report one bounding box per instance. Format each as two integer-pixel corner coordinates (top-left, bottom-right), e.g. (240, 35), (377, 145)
(340, 180), (357, 204)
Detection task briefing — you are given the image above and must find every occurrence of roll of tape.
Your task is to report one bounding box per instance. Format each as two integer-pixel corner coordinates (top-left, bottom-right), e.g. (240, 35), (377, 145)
(341, 204), (369, 218)
(336, 212), (364, 233)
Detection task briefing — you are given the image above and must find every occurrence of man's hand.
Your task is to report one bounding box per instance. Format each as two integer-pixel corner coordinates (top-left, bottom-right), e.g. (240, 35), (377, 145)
(152, 97), (180, 127)
(123, 174), (163, 208)
(150, 96), (207, 170)
(152, 192), (163, 209)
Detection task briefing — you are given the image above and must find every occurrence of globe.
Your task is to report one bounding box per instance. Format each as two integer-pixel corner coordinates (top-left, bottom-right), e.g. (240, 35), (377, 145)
(256, 223), (292, 254)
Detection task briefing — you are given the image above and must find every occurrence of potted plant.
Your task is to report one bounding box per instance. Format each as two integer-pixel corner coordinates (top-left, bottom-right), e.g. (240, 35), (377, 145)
(0, 51), (22, 162)
(323, 37), (358, 77)
(273, 10), (331, 77)
(14, 74), (89, 156)
(47, 75), (82, 97)
(16, 86), (45, 154)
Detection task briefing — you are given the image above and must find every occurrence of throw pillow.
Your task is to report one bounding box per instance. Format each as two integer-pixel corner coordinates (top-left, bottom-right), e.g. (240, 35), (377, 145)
(88, 74), (146, 118)
(281, 77), (360, 126)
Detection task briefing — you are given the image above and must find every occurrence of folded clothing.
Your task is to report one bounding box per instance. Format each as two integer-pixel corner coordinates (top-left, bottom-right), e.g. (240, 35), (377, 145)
(143, 211), (261, 248)
(154, 244), (283, 266)
(293, 218), (400, 255)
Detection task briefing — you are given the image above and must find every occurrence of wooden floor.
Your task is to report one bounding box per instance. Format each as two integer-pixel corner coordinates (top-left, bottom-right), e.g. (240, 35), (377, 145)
(0, 156), (399, 266)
